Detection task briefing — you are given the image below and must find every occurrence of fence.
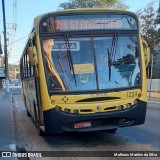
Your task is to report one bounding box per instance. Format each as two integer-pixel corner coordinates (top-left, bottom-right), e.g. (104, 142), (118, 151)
(147, 79), (160, 92)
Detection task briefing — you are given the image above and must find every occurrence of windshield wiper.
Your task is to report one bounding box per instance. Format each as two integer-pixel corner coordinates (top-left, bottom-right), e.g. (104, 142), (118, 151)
(107, 31), (119, 81)
(64, 34), (77, 87)
(107, 48), (111, 81)
(56, 51), (67, 85)
(91, 36), (99, 89)
(111, 31), (119, 63)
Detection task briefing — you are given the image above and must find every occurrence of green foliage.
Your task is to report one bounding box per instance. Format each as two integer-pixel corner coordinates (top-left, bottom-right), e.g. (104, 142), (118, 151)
(58, 0), (128, 10)
(137, 2), (160, 53)
(137, 1), (160, 79)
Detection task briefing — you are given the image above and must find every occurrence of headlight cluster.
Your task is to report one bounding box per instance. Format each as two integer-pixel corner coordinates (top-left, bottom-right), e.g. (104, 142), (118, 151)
(54, 99), (140, 114)
(118, 99), (140, 111)
(54, 106), (79, 114)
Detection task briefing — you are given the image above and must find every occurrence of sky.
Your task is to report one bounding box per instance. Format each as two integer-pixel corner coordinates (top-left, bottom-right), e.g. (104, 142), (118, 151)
(0, 0), (159, 64)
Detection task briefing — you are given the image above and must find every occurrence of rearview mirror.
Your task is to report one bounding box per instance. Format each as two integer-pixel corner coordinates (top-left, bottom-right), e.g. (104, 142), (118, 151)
(142, 40), (150, 68)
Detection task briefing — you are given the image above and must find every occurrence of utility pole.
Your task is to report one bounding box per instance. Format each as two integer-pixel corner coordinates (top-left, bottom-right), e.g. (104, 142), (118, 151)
(0, 35), (3, 89)
(158, 0), (160, 18)
(2, 0), (10, 93)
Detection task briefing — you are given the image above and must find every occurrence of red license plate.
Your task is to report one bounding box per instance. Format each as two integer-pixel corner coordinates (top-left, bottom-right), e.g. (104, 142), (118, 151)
(74, 121), (91, 129)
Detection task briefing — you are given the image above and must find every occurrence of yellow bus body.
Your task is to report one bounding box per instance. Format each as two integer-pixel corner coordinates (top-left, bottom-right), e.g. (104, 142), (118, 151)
(20, 9), (148, 135)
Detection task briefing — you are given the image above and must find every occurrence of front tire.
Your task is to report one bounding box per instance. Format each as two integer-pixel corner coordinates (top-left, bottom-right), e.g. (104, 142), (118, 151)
(34, 105), (46, 136)
(27, 110), (31, 117)
(37, 122), (46, 136)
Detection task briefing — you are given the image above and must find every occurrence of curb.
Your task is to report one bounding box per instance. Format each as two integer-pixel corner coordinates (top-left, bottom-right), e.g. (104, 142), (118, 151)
(147, 92), (160, 98)
(10, 92), (18, 160)
(11, 92), (16, 145)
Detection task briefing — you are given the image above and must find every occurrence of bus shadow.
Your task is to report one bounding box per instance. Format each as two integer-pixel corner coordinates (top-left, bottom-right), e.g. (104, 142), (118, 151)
(14, 96), (134, 150)
(42, 131), (132, 149)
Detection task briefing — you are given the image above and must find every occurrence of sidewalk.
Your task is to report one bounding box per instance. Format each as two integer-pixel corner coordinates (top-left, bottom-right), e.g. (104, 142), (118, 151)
(147, 92), (160, 98)
(0, 88), (14, 151)
(147, 92), (160, 103)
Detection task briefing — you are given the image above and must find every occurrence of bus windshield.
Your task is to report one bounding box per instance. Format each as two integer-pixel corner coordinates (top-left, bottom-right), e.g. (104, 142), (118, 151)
(43, 34), (141, 93)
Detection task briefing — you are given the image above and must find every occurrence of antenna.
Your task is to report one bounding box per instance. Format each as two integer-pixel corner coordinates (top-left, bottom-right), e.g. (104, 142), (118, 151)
(158, 0), (160, 18)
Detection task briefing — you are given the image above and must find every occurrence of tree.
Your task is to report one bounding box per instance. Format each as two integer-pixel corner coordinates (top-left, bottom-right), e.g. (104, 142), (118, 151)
(137, 2), (160, 53)
(58, 0), (128, 10)
(137, 1), (160, 79)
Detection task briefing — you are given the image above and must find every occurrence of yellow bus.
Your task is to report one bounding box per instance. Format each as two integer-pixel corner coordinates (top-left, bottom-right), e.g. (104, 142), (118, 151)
(20, 9), (150, 135)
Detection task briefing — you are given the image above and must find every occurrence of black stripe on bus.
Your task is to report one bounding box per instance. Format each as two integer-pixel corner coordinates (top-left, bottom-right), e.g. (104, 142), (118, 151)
(76, 97), (120, 102)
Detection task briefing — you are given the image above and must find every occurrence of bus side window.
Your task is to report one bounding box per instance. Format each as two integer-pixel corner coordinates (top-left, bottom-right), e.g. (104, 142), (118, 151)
(28, 39), (35, 77)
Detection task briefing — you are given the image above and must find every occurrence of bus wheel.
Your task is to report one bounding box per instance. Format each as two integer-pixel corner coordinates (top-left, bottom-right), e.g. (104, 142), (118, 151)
(27, 110), (31, 117)
(34, 106), (46, 136)
(37, 124), (46, 136)
(36, 117), (46, 136)
(105, 128), (117, 133)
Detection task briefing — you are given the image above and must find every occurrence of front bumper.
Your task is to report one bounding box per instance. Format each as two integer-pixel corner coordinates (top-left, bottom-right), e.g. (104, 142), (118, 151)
(43, 101), (147, 134)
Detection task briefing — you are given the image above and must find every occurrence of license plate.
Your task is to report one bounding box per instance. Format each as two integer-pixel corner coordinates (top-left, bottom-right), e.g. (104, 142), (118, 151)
(74, 121), (91, 129)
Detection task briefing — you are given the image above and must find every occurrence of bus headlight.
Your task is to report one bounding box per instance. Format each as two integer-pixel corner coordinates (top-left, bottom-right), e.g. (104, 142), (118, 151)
(74, 109), (79, 114)
(54, 105), (62, 112)
(134, 99), (139, 105)
(64, 108), (70, 114)
(126, 103), (131, 109)
(118, 105), (123, 110)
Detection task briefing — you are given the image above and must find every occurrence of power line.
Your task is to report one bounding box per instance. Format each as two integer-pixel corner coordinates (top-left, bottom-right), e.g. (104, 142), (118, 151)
(2, 0), (10, 93)
(8, 0), (17, 55)
(7, 35), (28, 47)
(9, 55), (21, 57)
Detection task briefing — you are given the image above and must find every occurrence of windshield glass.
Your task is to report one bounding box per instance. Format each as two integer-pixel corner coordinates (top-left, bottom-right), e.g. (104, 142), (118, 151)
(43, 35), (141, 93)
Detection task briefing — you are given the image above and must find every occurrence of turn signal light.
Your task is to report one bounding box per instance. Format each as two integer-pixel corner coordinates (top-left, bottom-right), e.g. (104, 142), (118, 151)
(138, 93), (142, 98)
(51, 100), (55, 105)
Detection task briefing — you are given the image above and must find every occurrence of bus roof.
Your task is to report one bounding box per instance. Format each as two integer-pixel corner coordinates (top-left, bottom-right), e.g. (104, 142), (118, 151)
(20, 9), (138, 61)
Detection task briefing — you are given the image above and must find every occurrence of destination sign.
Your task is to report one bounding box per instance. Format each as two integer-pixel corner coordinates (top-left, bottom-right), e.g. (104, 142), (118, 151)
(40, 14), (137, 32)
(47, 19), (122, 31)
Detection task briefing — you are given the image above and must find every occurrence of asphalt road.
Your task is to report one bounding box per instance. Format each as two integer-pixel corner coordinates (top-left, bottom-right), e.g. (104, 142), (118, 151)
(10, 87), (160, 160)
(118, 102), (160, 149)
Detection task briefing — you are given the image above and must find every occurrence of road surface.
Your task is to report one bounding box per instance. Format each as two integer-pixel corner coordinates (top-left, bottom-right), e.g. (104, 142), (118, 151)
(9, 87), (160, 159)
